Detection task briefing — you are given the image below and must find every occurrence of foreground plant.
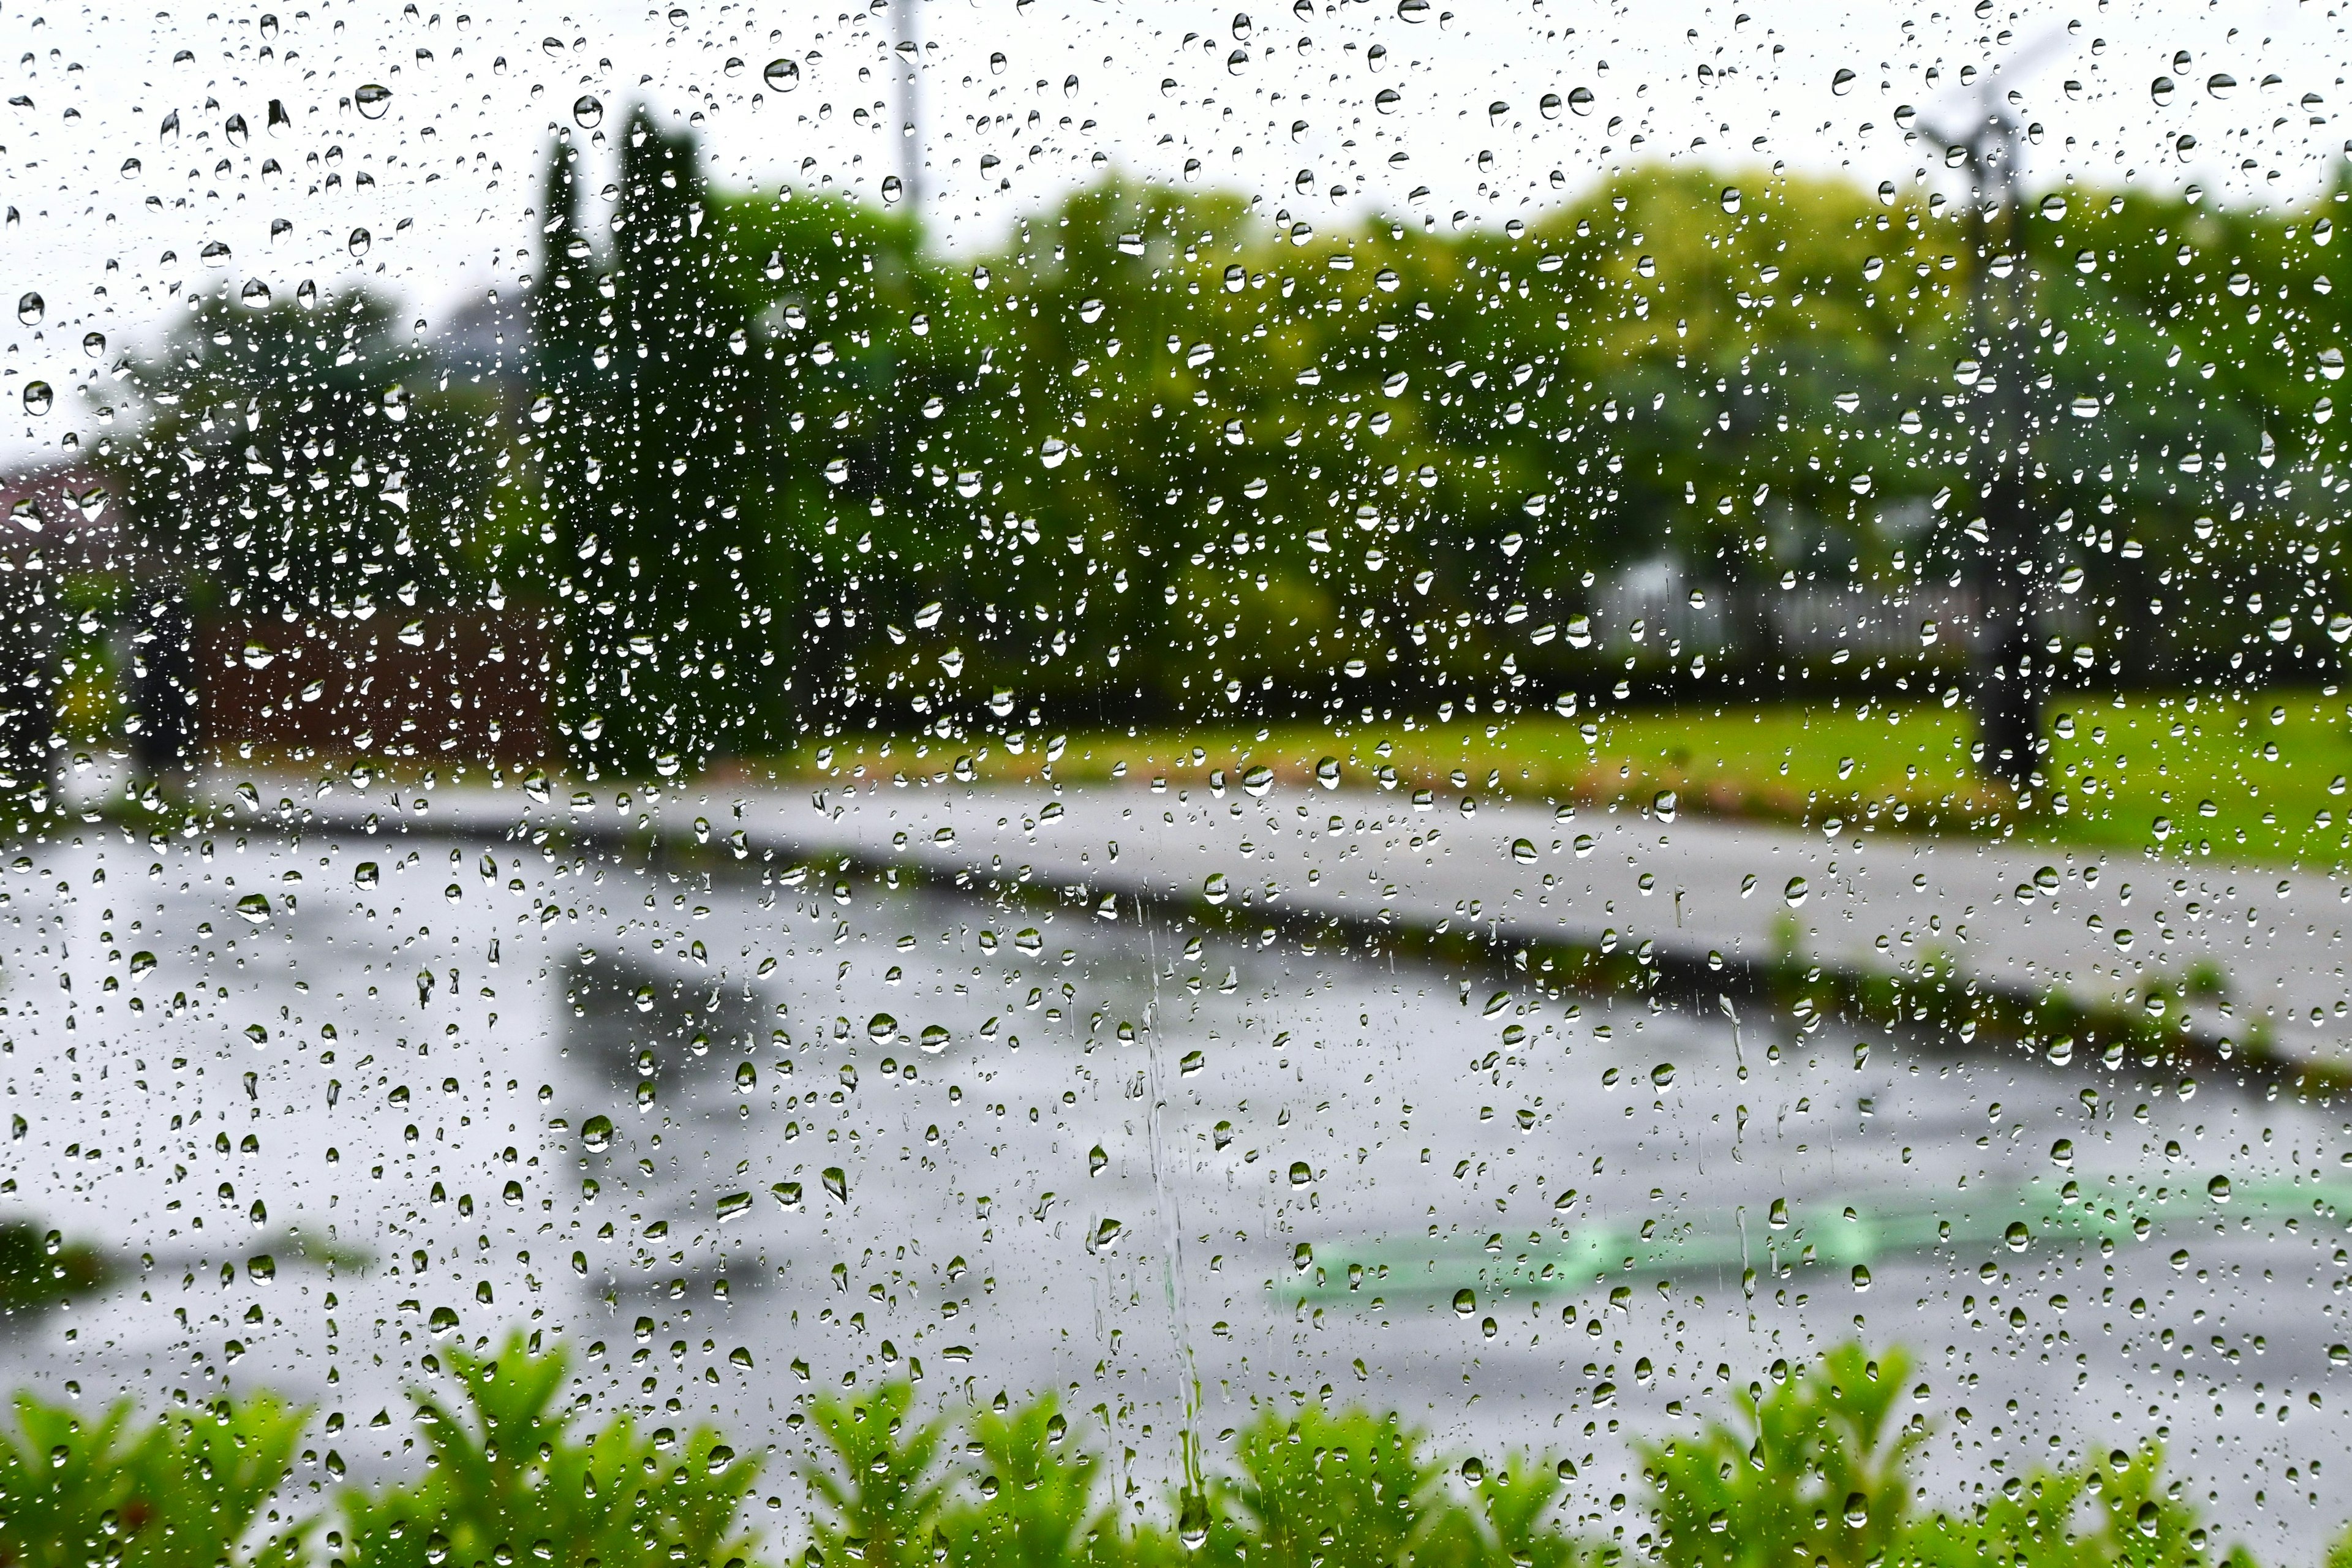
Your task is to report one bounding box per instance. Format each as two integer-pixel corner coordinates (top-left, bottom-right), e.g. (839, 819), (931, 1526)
(334, 1333), (762, 1568)
(0, 1389), (310, 1568)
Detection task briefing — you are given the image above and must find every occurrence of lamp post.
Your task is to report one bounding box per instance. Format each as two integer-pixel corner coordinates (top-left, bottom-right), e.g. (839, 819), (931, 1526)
(1923, 31), (2070, 788)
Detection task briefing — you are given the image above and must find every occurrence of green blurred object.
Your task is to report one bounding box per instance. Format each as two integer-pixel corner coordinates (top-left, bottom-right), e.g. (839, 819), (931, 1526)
(0, 1219), (111, 1318)
(0, 1389), (311, 1568)
(801, 1381), (950, 1568)
(1641, 1343), (1920, 1568)
(335, 1333), (763, 1568)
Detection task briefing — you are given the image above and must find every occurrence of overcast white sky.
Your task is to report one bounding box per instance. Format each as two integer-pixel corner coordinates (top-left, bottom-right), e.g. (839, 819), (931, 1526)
(1, 0), (2343, 470)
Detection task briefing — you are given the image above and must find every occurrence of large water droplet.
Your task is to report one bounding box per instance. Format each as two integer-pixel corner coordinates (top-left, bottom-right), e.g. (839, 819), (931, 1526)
(14, 292), (39, 325)
(21, 382), (53, 416)
(573, 94), (603, 129)
(867, 1011), (897, 1041)
(348, 227), (372, 257)
(1831, 67), (1856, 95)
(354, 83), (393, 118)
(1452, 1287), (1476, 1317)
(239, 277), (271, 309)
(763, 58), (801, 92)
(1720, 186), (1743, 213)
(1782, 875), (1808, 907)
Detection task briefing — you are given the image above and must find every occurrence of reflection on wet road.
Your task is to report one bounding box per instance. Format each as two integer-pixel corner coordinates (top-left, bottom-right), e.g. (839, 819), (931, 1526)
(0, 822), (2345, 1552)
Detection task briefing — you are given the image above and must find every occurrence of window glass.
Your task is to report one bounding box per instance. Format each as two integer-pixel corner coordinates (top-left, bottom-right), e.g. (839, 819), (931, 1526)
(3, 7), (2350, 1568)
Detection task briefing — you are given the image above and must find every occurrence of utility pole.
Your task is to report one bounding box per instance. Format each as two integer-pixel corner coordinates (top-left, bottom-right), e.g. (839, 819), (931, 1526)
(1924, 32), (2069, 788)
(895, 0), (922, 216)
(1936, 99), (2039, 785)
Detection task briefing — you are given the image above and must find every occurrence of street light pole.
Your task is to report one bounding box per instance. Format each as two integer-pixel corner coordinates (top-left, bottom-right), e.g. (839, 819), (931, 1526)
(896, 0), (922, 217)
(1950, 99), (2042, 787)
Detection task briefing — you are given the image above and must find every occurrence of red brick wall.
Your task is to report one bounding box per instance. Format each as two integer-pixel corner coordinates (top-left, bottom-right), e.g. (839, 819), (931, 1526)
(198, 611), (556, 766)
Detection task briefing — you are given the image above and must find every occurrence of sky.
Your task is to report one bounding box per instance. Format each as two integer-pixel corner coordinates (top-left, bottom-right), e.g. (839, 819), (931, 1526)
(0, 0), (2344, 469)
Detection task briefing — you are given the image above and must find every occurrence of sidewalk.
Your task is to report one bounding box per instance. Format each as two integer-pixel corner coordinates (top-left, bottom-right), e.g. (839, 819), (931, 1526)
(222, 769), (2352, 1071)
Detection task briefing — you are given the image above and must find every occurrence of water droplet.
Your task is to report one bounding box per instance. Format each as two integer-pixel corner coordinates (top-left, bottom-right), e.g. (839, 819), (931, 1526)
(2136, 1502), (2161, 1538)
(200, 239), (232, 267)
(14, 292), (39, 325)
(1203, 872), (1229, 905)
(1177, 1491), (1211, 1551)
(2040, 192), (2069, 219)
(1849, 1265), (1870, 1291)
(821, 1166), (848, 1202)
(1314, 756), (1341, 790)
(1831, 67), (1856, 95)
(867, 1012), (897, 1041)
(2150, 75), (2175, 106)
(880, 175), (903, 205)
(573, 94), (603, 129)
(1039, 437), (1069, 469)
(235, 893), (273, 925)
(1288, 1161), (1312, 1188)
(1567, 85), (1595, 115)
(579, 1114), (614, 1150)
(1089, 1145), (1109, 1176)
(225, 113), (249, 146)
(21, 382), (53, 416)
(1653, 789), (1678, 823)
(1782, 875), (1808, 907)
(764, 58), (801, 92)
(1539, 91), (1562, 118)
(1510, 838), (1538, 864)
(1719, 186), (1742, 213)
(120, 157), (142, 179)
(2004, 1220), (2031, 1251)
(1651, 1063), (1676, 1088)
(919, 1023), (950, 1055)
(2207, 1174), (2231, 1203)
(353, 83), (393, 118)
(239, 278), (271, 309)
(1452, 1287), (1476, 1317)
(348, 227), (372, 257)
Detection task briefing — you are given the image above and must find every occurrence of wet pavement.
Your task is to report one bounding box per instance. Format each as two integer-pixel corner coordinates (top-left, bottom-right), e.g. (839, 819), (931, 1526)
(0, 815), (2346, 1555)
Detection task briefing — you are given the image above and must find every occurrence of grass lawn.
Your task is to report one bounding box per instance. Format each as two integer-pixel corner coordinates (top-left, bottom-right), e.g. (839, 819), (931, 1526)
(780, 686), (2352, 868)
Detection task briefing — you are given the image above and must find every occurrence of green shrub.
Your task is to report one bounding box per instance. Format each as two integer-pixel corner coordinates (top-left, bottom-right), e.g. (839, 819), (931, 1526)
(1903, 1442), (2250, 1568)
(1218, 1405), (1447, 1568)
(801, 1382), (949, 1568)
(1639, 1344), (1921, 1568)
(0, 1388), (310, 1568)
(937, 1395), (1119, 1568)
(333, 1334), (762, 1568)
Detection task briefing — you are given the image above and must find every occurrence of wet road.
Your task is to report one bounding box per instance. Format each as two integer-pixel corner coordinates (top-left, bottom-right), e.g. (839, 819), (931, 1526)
(0, 818), (2346, 1555)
